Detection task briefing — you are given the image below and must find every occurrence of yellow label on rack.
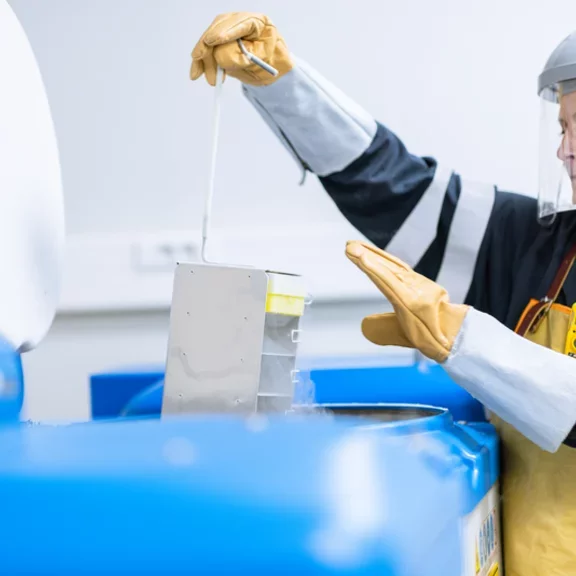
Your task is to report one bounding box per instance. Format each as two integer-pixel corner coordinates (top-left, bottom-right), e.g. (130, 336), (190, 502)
(265, 294), (305, 317)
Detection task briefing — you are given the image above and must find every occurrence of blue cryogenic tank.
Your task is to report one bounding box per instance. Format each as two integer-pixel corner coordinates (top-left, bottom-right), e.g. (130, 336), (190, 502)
(0, 406), (500, 576)
(0, 337), (23, 423)
(89, 358), (486, 423)
(321, 404), (501, 576)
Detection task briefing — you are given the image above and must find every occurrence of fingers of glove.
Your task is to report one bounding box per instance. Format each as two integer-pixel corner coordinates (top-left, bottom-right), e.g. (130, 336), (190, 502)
(362, 252), (429, 303)
(191, 13), (231, 59)
(212, 42), (250, 71)
(345, 242), (464, 361)
(345, 245), (407, 309)
(346, 241), (411, 273)
(346, 241), (441, 309)
(191, 38), (218, 85)
(348, 251), (451, 359)
(191, 48), (237, 86)
(203, 53), (220, 86)
(345, 242), (449, 350)
(345, 244), (412, 297)
(360, 253), (453, 349)
(245, 26), (278, 63)
(205, 13), (269, 46)
(190, 57), (204, 81)
(361, 313), (413, 348)
(351, 243), (449, 309)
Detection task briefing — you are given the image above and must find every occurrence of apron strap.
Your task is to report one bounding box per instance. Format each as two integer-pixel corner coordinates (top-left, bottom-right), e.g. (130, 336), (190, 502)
(516, 242), (576, 337)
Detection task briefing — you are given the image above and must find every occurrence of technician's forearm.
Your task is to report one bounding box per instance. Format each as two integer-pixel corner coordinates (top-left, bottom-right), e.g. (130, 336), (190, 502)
(242, 56), (377, 178)
(443, 308), (576, 452)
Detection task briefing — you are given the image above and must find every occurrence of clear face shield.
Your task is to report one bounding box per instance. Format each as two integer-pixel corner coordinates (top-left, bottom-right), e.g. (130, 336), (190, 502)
(538, 79), (576, 221)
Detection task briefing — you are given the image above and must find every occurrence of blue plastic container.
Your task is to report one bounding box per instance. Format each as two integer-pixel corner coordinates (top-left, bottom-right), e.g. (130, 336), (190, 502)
(0, 406), (500, 575)
(300, 361), (486, 422)
(90, 364), (164, 420)
(0, 338), (23, 422)
(90, 359), (486, 423)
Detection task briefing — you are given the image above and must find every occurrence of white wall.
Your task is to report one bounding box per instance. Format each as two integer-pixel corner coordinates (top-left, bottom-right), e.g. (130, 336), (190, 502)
(9, 0), (576, 420)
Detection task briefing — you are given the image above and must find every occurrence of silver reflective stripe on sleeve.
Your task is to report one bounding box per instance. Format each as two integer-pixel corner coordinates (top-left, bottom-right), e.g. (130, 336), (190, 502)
(435, 180), (495, 304)
(242, 55), (377, 177)
(384, 165), (453, 267)
(243, 88), (308, 183)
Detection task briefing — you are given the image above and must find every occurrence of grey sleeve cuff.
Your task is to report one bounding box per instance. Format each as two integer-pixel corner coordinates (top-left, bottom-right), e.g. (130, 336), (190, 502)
(242, 55), (377, 178)
(442, 308), (576, 452)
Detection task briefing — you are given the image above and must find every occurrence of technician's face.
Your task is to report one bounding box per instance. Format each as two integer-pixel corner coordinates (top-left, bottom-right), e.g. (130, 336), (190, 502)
(558, 90), (576, 196)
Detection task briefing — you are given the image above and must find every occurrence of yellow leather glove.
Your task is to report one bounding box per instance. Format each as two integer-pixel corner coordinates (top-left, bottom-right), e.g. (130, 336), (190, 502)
(191, 13), (293, 87)
(345, 241), (470, 364)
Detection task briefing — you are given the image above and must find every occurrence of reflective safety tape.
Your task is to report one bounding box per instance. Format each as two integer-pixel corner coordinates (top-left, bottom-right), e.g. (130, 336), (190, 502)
(385, 164), (453, 267)
(435, 179), (495, 304)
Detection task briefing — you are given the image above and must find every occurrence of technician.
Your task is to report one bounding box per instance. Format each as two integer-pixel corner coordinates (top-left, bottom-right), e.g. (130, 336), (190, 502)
(191, 13), (576, 575)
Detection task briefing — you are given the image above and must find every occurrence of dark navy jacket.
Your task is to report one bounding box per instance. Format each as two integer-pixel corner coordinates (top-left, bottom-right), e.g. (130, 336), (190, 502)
(320, 123), (576, 331)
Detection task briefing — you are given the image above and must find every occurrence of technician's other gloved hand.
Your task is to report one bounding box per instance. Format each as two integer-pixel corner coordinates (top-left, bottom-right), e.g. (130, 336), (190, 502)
(191, 12), (293, 87)
(345, 241), (470, 363)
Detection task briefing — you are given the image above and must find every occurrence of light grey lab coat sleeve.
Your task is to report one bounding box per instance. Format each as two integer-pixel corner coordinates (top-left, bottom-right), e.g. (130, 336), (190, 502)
(242, 55), (377, 178)
(442, 307), (576, 453)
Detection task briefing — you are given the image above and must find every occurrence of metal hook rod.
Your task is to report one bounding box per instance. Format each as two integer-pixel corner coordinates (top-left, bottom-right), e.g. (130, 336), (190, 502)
(237, 39), (279, 77)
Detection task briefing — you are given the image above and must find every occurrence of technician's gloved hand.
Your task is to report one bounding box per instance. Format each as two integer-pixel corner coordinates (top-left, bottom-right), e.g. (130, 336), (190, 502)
(347, 240), (576, 454)
(345, 241), (470, 363)
(191, 12), (293, 87)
